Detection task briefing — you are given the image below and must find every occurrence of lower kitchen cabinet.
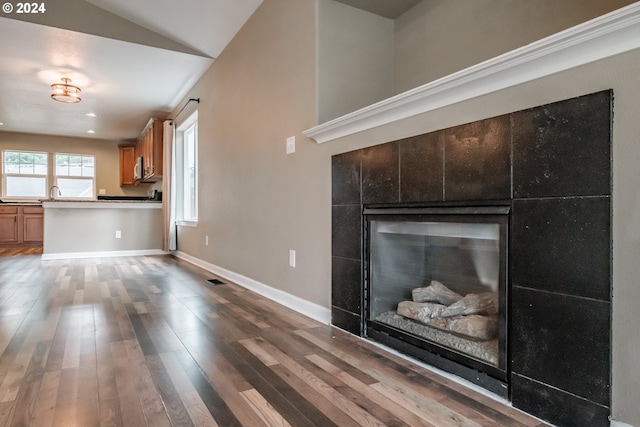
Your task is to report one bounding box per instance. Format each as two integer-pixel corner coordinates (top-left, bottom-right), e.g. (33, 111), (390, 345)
(0, 205), (43, 245)
(0, 206), (18, 243)
(23, 206), (44, 242)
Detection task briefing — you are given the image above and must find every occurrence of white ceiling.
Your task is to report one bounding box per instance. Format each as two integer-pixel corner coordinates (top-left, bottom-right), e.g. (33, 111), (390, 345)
(335, 0), (422, 19)
(0, 0), (263, 140)
(0, 0), (419, 141)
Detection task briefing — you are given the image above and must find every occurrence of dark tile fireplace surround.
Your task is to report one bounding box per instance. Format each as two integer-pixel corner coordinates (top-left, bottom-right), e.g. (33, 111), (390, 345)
(331, 91), (612, 426)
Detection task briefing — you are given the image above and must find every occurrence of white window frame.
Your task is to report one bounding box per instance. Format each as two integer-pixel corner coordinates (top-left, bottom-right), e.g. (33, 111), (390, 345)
(1, 150), (49, 201)
(175, 111), (198, 227)
(53, 153), (96, 200)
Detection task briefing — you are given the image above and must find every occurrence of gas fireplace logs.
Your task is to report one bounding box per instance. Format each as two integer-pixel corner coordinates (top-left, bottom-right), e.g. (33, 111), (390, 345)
(396, 280), (498, 341)
(375, 280), (500, 364)
(412, 280), (462, 305)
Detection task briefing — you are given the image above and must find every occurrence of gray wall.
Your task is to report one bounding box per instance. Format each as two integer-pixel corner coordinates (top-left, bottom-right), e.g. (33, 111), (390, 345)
(393, 0), (636, 93)
(172, 0), (640, 424)
(317, 0), (394, 123)
(174, 0), (328, 306)
(43, 205), (163, 254)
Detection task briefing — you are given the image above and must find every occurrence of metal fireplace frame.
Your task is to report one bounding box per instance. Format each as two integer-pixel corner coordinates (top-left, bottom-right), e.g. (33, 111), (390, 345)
(363, 203), (510, 396)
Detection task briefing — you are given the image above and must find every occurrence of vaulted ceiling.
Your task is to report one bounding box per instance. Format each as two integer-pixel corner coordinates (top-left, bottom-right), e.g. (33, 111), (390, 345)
(0, 0), (421, 140)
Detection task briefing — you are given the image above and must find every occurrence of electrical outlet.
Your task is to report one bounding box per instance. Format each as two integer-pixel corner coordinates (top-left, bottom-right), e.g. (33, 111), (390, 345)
(205, 235), (209, 246)
(99, 188), (106, 195)
(115, 230), (121, 239)
(289, 250), (296, 268)
(286, 136), (295, 154)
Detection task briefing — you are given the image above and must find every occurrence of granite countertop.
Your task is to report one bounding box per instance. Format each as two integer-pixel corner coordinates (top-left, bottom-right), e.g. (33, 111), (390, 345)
(40, 199), (162, 209)
(40, 199), (161, 203)
(0, 201), (43, 206)
(1, 199), (162, 210)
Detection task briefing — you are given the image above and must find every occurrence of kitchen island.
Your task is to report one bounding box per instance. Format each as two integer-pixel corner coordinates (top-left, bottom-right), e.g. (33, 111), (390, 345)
(41, 200), (165, 259)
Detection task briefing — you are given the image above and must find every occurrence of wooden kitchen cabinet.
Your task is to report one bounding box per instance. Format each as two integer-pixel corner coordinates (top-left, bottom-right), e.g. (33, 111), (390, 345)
(119, 144), (136, 186)
(0, 206), (19, 243)
(136, 118), (165, 182)
(22, 206), (44, 242)
(0, 205), (43, 245)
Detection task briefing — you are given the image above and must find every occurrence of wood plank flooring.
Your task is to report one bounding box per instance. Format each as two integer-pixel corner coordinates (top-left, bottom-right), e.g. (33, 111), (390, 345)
(0, 252), (550, 426)
(0, 246), (42, 257)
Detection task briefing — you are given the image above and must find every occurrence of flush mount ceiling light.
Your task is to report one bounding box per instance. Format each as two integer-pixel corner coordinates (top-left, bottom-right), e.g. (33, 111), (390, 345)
(51, 78), (81, 103)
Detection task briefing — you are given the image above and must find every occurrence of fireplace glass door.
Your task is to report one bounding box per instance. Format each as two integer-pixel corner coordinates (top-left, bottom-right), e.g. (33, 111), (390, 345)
(365, 206), (508, 378)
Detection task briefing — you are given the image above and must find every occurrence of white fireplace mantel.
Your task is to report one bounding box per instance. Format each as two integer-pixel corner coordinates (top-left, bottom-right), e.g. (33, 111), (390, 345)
(303, 2), (640, 144)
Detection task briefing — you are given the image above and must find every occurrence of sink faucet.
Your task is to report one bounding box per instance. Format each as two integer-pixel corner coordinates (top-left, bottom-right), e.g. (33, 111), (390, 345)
(49, 185), (61, 200)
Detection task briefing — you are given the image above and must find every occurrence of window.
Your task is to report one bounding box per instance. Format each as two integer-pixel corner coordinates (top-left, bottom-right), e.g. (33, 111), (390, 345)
(2, 150), (48, 199)
(183, 122), (198, 221)
(1, 150), (98, 201)
(176, 111), (198, 225)
(54, 153), (95, 199)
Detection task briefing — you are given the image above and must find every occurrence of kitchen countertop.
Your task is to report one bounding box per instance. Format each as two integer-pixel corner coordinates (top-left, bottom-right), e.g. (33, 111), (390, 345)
(0, 201), (43, 206)
(41, 199), (162, 209)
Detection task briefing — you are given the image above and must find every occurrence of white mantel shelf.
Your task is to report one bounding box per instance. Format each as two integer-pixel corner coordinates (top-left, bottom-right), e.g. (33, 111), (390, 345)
(303, 2), (640, 144)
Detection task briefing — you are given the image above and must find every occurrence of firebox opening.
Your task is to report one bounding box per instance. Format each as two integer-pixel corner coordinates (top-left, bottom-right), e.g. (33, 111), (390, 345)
(364, 205), (509, 390)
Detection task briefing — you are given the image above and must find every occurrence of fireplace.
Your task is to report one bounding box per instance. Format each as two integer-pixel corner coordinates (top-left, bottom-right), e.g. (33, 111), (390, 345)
(331, 91), (612, 425)
(364, 205), (508, 393)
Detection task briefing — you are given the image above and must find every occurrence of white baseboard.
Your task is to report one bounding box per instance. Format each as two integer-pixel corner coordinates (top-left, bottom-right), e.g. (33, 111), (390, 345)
(611, 421), (636, 427)
(41, 249), (169, 260)
(173, 251), (331, 325)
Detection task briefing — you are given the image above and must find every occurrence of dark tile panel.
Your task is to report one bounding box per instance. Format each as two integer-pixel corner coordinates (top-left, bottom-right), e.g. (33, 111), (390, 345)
(511, 197), (611, 301)
(332, 205), (362, 261)
(332, 150), (362, 205)
(362, 142), (400, 204)
(331, 256), (361, 314)
(399, 132), (445, 203)
(444, 115), (511, 201)
(512, 90), (612, 198)
(511, 373), (610, 427)
(331, 306), (361, 335)
(511, 287), (610, 406)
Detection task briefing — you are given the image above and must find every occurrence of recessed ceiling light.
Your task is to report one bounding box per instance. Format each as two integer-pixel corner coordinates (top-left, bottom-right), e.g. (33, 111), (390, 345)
(86, 113), (97, 117)
(87, 130), (95, 134)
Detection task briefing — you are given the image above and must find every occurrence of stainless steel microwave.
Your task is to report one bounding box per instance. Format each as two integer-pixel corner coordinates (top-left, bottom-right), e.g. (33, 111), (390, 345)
(134, 156), (143, 180)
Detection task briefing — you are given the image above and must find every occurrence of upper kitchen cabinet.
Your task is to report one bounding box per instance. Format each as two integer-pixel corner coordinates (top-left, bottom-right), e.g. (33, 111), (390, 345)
(119, 144), (136, 186)
(137, 118), (166, 182)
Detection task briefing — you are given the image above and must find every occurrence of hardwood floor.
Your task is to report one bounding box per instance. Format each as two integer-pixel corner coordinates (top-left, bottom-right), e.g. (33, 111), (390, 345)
(0, 253), (549, 426)
(0, 246), (42, 257)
